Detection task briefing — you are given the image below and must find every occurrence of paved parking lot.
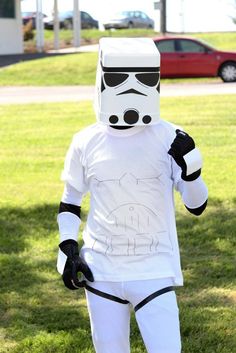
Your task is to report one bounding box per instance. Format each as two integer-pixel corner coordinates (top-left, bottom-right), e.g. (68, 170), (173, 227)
(0, 82), (235, 104)
(1, 44), (235, 104)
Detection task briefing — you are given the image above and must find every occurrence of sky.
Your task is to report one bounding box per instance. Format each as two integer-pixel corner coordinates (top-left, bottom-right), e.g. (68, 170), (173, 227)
(21, 0), (236, 32)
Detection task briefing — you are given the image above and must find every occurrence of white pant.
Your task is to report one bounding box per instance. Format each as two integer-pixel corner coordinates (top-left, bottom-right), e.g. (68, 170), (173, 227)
(85, 278), (181, 353)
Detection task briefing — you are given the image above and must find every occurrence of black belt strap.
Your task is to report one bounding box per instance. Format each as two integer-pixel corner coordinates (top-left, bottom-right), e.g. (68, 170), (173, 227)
(134, 286), (174, 312)
(85, 284), (130, 305)
(84, 283), (174, 311)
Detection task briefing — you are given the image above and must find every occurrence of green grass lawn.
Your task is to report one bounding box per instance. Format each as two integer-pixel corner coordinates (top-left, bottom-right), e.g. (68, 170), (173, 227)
(40, 29), (236, 51)
(1, 31), (236, 86)
(43, 28), (157, 43)
(0, 52), (98, 86)
(0, 95), (236, 352)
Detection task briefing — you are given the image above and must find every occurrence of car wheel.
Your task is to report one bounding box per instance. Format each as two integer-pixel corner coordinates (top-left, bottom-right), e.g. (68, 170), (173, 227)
(219, 62), (236, 82)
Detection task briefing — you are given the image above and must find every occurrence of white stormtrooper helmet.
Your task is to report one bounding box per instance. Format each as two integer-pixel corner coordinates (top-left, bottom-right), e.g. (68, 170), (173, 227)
(94, 37), (161, 126)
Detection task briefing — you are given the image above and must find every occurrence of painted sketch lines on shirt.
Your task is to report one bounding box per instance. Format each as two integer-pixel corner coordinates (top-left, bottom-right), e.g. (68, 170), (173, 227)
(91, 172), (173, 256)
(94, 172), (164, 187)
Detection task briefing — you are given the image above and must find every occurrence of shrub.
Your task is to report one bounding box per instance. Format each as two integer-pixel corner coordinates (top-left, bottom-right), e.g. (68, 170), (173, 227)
(23, 19), (34, 41)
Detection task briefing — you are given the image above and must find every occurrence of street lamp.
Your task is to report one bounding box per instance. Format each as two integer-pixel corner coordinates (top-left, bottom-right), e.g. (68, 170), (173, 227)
(73, 0), (81, 48)
(36, 0), (44, 52)
(154, 0), (167, 34)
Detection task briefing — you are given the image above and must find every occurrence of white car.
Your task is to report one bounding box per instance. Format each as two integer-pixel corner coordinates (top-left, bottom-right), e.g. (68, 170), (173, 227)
(104, 11), (154, 30)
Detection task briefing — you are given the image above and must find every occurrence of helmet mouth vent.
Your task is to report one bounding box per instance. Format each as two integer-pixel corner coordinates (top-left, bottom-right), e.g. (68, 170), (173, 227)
(124, 109), (139, 125)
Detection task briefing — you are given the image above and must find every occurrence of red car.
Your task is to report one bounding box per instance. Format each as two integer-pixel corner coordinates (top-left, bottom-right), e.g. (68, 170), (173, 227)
(153, 36), (236, 82)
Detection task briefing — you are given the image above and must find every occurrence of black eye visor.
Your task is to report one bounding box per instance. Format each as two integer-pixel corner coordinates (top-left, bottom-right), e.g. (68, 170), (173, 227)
(101, 62), (160, 73)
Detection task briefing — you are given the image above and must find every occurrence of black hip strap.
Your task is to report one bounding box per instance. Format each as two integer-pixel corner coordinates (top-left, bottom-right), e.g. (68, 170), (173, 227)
(134, 286), (174, 312)
(84, 283), (174, 311)
(84, 283), (130, 305)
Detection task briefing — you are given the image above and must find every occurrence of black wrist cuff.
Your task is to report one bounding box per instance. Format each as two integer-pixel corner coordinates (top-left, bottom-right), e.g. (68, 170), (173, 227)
(59, 239), (79, 257)
(59, 239), (78, 247)
(185, 199), (208, 216)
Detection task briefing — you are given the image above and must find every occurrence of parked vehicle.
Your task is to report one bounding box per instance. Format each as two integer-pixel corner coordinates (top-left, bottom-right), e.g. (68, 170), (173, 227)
(44, 11), (98, 30)
(80, 11), (99, 29)
(153, 36), (236, 82)
(104, 11), (154, 30)
(22, 12), (46, 29)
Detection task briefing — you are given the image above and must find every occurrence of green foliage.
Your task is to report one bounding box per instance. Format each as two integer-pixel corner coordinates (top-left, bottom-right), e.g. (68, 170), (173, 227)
(23, 20), (34, 42)
(0, 96), (235, 352)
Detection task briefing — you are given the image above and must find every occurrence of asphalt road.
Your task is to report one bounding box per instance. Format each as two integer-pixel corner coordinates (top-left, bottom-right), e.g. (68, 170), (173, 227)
(0, 82), (235, 105)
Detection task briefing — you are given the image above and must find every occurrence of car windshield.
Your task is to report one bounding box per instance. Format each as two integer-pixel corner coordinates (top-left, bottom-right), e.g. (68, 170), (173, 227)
(113, 11), (130, 18)
(22, 12), (34, 17)
(59, 11), (73, 19)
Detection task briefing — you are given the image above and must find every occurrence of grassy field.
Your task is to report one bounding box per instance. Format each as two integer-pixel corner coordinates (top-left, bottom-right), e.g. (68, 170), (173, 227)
(34, 29), (236, 51)
(0, 94), (235, 352)
(43, 28), (157, 45)
(0, 31), (236, 86)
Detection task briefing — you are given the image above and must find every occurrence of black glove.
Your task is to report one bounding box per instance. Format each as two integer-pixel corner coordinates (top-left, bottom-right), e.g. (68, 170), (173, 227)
(168, 129), (201, 181)
(59, 239), (94, 290)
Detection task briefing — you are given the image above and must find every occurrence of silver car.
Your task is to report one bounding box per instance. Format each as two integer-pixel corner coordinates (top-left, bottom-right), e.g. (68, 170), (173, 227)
(104, 11), (154, 30)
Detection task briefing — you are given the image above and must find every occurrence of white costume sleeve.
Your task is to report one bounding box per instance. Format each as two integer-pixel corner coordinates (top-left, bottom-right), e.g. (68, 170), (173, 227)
(61, 182), (84, 206)
(57, 134), (88, 274)
(171, 155), (208, 209)
(61, 135), (88, 194)
(176, 176), (208, 209)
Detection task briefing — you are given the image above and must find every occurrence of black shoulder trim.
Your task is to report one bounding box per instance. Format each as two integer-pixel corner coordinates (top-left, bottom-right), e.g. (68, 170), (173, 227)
(59, 202), (81, 218)
(185, 199), (208, 216)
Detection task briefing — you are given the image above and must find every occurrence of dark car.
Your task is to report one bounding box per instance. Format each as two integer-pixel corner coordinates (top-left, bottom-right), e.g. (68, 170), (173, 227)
(44, 11), (99, 30)
(22, 11), (46, 29)
(104, 11), (154, 30)
(153, 36), (236, 82)
(80, 11), (99, 29)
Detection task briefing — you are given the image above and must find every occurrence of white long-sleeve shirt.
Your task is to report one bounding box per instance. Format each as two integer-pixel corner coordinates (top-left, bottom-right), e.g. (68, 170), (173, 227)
(58, 121), (208, 285)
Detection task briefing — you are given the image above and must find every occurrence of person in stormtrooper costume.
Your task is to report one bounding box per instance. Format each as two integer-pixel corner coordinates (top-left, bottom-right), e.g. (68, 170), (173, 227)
(57, 38), (208, 353)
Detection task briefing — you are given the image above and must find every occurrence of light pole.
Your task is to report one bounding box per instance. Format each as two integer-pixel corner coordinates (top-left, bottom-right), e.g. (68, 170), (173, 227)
(73, 0), (81, 48)
(160, 0), (167, 34)
(53, 0), (60, 50)
(180, 0), (185, 33)
(153, 0), (167, 34)
(36, 0), (44, 52)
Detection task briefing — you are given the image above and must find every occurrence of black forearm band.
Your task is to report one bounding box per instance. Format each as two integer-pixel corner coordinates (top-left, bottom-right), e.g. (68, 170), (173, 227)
(185, 199), (208, 216)
(59, 202), (81, 218)
(182, 169), (201, 182)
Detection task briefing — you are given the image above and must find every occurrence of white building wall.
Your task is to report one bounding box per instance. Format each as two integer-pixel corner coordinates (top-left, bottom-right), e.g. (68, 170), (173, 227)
(0, 0), (23, 55)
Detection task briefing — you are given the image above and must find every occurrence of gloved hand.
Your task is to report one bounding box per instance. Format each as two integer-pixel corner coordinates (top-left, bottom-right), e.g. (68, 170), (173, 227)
(168, 129), (201, 181)
(59, 239), (94, 290)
